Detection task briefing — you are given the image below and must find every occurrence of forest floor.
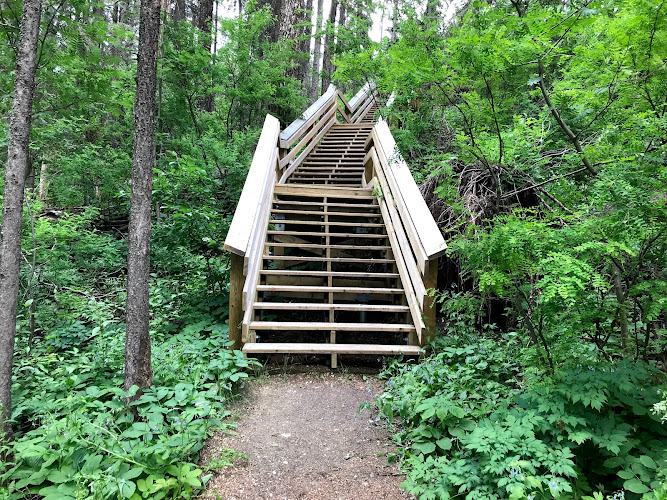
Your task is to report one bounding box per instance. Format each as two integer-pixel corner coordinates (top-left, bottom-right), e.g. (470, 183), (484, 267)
(199, 370), (410, 500)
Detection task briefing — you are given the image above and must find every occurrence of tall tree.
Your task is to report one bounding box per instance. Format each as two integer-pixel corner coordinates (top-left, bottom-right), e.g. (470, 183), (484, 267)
(197, 0), (214, 111)
(124, 0), (160, 398)
(0, 0), (42, 439)
(321, 0), (338, 90)
(310, 0), (324, 98)
(173, 0), (186, 21)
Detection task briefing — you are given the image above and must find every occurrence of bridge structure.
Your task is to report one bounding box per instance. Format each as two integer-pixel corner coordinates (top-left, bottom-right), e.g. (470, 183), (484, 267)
(223, 84), (447, 366)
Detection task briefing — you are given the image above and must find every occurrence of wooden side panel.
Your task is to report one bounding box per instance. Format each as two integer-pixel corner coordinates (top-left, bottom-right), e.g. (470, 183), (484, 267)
(374, 119), (447, 261)
(229, 253), (245, 350)
(280, 84), (337, 149)
(223, 114), (280, 256)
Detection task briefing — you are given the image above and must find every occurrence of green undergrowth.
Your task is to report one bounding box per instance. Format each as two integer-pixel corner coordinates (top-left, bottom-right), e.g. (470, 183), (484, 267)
(1, 323), (259, 500)
(377, 335), (667, 500)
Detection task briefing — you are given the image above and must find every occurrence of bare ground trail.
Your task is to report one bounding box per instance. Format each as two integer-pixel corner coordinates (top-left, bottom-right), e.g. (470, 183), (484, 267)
(199, 372), (410, 500)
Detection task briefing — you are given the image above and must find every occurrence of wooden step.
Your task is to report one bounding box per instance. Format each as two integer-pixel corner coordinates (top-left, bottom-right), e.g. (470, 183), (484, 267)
(264, 255), (395, 263)
(269, 219), (384, 227)
(249, 321), (415, 332)
(273, 201), (377, 209)
(260, 270), (399, 278)
(252, 303), (409, 312)
(243, 343), (421, 355)
(267, 231), (387, 238)
(271, 209), (380, 218)
(273, 184), (373, 197)
(256, 285), (404, 294)
(267, 243), (391, 250)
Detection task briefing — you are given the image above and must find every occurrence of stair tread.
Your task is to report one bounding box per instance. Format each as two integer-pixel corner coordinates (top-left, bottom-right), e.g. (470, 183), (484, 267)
(260, 270), (399, 277)
(271, 209), (380, 217)
(265, 255), (395, 263)
(252, 303), (409, 312)
(269, 220), (383, 227)
(267, 243), (391, 250)
(256, 285), (404, 294)
(243, 343), (421, 355)
(267, 231), (386, 238)
(249, 321), (416, 331)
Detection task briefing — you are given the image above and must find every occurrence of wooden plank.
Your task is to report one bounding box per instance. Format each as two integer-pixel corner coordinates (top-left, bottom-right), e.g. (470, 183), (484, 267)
(374, 149), (426, 303)
(268, 220), (383, 228)
(267, 230), (386, 238)
(266, 243), (391, 251)
(249, 321), (415, 332)
(272, 201), (378, 209)
(422, 257), (438, 348)
(280, 84), (336, 148)
(273, 184), (373, 198)
(279, 104), (338, 169)
(279, 116), (337, 183)
(375, 119), (447, 260)
(229, 253), (245, 350)
(224, 114), (280, 256)
(243, 343), (421, 355)
(252, 303), (409, 312)
(265, 255), (394, 263)
(261, 270), (399, 278)
(256, 285), (404, 294)
(348, 82), (375, 112)
(241, 165), (276, 308)
(352, 93), (377, 123)
(372, 129), (428, 275)
(271, 209), (381, 218)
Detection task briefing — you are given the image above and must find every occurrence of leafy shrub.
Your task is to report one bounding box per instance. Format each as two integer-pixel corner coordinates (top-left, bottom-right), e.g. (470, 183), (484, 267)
(378, 336), (667, 499)
(2, 324), (258, 499)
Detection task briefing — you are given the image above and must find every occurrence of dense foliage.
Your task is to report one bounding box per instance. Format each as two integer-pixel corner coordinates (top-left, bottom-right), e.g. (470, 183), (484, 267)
(1, 0), (666, 497)
(378, 333), (666, 499)
(334, 0), (667, 497)
(0, 0), (302, 497)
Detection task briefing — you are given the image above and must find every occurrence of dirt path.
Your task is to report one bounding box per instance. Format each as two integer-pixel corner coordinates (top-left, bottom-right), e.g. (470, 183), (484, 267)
(199, 372), (409, 500)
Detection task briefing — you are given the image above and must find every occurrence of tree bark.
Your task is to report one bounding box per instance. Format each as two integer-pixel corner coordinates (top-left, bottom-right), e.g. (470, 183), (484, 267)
(391, 0), (399, 41)
(197, 0), (214, 111)
(0, 0), (41, 440)
(538, 60), (597, 176)
(124, 0), (160, 399)
(173, 0), (186, 21)
(310, 0), (324, 99)
(321, 0), (338, 90)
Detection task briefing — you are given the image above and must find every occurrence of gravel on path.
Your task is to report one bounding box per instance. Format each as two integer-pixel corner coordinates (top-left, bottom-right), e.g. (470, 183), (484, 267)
(199, 372), (410, 500)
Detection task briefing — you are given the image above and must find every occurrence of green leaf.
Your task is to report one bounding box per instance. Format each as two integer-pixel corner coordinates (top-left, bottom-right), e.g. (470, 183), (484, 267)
(623, 478), (650, 494)
(412, 441), (436, 455)
(639, 455), (657, 470)
(436, 438), (452, 451)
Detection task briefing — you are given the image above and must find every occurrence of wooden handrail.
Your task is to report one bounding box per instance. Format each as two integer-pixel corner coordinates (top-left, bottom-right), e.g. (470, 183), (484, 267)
(277, 83), (379, 184)
(371, 118), (447, 265)
(224, 114), (281, 257)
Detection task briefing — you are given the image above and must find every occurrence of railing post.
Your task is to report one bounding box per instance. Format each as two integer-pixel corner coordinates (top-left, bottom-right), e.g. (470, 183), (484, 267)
(422, 257), (439, 347)
(229, 253), (245, 350)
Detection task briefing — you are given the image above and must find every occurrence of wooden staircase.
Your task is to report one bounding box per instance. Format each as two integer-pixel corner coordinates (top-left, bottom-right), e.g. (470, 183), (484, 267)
(224, 84), (446, 365)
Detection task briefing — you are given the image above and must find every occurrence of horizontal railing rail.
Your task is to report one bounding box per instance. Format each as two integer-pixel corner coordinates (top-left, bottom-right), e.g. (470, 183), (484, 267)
(277, 83), (378, 184)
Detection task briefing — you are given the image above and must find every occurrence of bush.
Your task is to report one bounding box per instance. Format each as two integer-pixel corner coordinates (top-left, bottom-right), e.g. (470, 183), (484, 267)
(2, 325), (259, 500)
(377, 335), (667, 499)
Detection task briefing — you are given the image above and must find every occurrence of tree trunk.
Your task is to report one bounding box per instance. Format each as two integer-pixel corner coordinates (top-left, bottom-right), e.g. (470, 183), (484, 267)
(124, 0), (160, 399)
(391, 0), (399, 41)
(321, 0), (338, 90)
(38, 162), (48, 203)
(173, 0), (186, 21)
(310, 0), (324, 99)
(197, 0), (214, 111)
(0, 0), (41, 440)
